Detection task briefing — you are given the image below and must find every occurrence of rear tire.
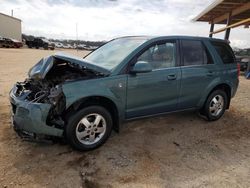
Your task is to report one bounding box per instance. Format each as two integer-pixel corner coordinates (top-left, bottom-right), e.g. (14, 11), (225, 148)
(65, 106), (113, 151)
(202, 90), (228, 121)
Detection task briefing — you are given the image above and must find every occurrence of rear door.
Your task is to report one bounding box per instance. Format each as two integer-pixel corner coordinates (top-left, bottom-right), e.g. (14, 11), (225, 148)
(210, 41), (238, 96)
(126, 40), (181, 118)
(179, 39), (217, 109)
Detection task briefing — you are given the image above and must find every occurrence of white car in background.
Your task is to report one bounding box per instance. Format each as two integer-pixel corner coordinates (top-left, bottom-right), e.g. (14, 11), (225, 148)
(55, 42), (64, 48)
(63, 44), (73, 49)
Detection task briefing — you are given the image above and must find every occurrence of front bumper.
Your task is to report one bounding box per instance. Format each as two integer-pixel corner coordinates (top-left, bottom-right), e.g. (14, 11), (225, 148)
(9, 85), (63, 137)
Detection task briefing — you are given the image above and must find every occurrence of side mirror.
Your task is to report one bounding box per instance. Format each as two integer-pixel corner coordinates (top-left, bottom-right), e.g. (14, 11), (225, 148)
(130, 61), (152, 74)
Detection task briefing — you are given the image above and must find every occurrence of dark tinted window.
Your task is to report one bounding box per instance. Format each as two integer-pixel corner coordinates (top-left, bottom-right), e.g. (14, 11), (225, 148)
(182, 40), (211, 66)
(211, 42), (235, 64)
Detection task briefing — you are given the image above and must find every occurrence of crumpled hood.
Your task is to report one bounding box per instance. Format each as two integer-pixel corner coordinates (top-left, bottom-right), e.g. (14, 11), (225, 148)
(28, 53), (110, 79)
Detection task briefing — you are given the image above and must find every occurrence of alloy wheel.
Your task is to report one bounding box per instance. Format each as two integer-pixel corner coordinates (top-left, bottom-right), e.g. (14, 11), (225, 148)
(75, 113), (106, 145)
(209, 95), (224, 116)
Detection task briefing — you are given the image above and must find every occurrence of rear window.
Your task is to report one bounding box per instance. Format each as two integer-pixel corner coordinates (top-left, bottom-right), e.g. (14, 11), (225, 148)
(211, 42), (235, 64)
(182, 40), (213, 66)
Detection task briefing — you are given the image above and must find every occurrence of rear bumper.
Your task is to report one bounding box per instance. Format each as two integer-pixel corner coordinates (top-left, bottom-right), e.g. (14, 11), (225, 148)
(231, 79), (239, 98)
(9, 86), (63, 137)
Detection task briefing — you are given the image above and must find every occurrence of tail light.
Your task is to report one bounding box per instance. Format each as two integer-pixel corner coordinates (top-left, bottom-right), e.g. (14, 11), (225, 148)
(237, 63), (240, 78)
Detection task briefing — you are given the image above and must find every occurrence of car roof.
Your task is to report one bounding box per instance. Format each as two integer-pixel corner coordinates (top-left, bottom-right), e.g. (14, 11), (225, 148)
(115, 35), (228, 44)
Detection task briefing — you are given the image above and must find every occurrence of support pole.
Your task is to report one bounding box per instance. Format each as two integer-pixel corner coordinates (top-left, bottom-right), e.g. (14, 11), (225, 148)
(224, 12), (232, 40)
(209, 22), (214, 38)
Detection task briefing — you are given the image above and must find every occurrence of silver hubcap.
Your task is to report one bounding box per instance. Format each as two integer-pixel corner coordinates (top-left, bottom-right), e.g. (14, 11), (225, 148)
(209, 95), (224, 116)
(76, 113), (106, 145)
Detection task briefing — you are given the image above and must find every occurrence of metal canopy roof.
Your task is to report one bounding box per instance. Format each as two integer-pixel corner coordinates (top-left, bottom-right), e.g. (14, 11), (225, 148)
(193, 0), (250, 39)
(193, 0), (250, 24)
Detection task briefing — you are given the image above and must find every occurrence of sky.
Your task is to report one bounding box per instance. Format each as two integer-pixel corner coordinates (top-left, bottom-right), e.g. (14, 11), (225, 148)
(0, 0), (249, 48)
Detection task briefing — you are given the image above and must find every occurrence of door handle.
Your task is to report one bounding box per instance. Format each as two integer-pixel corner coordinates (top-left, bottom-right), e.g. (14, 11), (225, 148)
(167, 74), (177, 80)
(206, 71), (214, 77)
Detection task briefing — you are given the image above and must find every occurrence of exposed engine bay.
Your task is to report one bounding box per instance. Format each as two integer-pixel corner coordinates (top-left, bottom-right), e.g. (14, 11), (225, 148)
(14, 55), (105, 128)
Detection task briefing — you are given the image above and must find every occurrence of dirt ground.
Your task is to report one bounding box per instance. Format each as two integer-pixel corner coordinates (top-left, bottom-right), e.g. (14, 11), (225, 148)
(0, 48), (249, 188)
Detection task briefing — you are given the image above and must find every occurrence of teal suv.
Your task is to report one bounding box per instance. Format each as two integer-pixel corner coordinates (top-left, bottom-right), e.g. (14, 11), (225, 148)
(9, 36), (239, 151)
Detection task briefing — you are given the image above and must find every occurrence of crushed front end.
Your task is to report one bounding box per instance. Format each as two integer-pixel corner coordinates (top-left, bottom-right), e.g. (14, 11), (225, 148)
(9, 53), (106, 140)
(9, 80), (65, 139)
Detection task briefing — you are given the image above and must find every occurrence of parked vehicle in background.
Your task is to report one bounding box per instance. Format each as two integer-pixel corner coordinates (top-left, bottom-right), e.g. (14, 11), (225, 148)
(76, 44), (87, 50)
(89, 46), (98, 50)
(83, 45), (98, 51)
(11, 38), (23, 48)
(63, 44), (74, 49)
(9, 36), (239, 151)
(0, 36), (3, 47)
(54, 42), (64, 48)
(0, 37), (15, 48)
(234, 48), (250, 72)
(76, 45), (99, 51)
(26, 38), (55, 50)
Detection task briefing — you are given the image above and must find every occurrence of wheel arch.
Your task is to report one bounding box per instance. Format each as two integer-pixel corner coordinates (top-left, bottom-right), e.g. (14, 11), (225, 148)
(63, 96), (120, 132)
(203, 83), (232, 109)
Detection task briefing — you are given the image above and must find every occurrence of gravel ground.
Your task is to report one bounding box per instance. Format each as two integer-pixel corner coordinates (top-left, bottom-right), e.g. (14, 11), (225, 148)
(0, 48), (249, 188)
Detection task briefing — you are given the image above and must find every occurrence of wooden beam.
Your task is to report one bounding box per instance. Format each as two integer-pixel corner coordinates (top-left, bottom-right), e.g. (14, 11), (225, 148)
(213, 2), (250, 23)
(210, 18), (250, 35)
(224, 2), (243, 4)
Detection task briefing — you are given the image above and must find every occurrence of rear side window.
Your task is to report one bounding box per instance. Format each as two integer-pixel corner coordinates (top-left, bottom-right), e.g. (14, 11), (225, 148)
(211, 42), (235, 64)
(182, 40), (212, 66)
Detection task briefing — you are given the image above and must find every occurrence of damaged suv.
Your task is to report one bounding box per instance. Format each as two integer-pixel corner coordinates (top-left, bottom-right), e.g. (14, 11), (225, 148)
(10, 36), (239, 151)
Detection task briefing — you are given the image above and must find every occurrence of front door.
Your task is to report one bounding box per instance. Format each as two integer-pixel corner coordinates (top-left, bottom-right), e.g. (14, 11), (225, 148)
(126, 40), (181, 119)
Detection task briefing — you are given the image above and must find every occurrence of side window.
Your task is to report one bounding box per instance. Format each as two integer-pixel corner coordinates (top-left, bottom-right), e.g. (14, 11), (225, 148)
(137, 41), (176, 70)
(182, 40), (212, 66)
(211, 42), (235, 64)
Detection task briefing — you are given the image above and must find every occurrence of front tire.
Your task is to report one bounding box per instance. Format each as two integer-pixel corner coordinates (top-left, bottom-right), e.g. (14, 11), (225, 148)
(65, 106), (113, 151)
(203, 90), (228, 121)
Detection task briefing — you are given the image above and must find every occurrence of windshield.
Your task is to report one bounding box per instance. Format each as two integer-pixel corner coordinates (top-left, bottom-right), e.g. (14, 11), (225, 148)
(84, 37), (147, 70)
